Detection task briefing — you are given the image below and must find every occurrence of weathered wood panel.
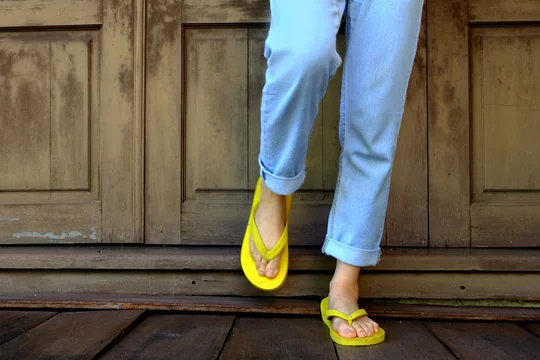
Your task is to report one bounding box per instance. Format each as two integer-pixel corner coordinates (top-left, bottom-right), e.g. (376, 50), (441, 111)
(472, 27), (540, 195)
(185, 28), (249, 199)
(1, 271), (538, 300)
(144, 0), (183, 244)
(0, 310), (143, 359)
(471, 205), (540, 247)
(101, 314), (234, 360)
(0, 203), (100, 244)
(424, 321), (540, 360)
(522, 323), (540, 337)
(183, 0), (269, 23)
(0, 39), (51, 191)
(470, 27), (540, 247)
(1, 246), (539, 272)
(387, 4), (428, 246)
(247, 28), (267, 190)
(50, 38), (93, 190)
(469, 0), (540, 23)
(220, 318), (337, 360)
(101, 0), (141, 243)
(0, 0), (102, 27)
(0, 311), (57, 345)
(0, 31), (99, 193)
(2, 294), (540, 320)
(427, 0), (470, 247)
(337, 320), (454, 360)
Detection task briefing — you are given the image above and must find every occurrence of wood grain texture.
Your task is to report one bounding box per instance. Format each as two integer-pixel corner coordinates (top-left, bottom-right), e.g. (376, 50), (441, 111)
(469, 0), (540, 22)
(0, 30), (99, 196)
(469, 26), (540, 247)
(101, 314), (234, 360)
(0, 310), (143, 359)
(337, 320), (454, 360)
(471, 27), (540, 195)
(424, 321), (540, 360)
(0, 311), (57, 345)
(2, 294), (540, 320)
(0, 40), (51, 191)
(0, 271), (538, 300)
(522, 323), (540, 337)
(145, 0), (183, 244)
(184, 28), (248, 199)
(427, 0), (470, 247)
(0, 203), (101, 244)
(220, 317), (337, 360)
(1, 246), (539, 271)
(247, 27), (267, 190)
(387, 4), (428, 247)
(181, 199), (331, 246)
(0, 0), (102, 27)
(50, 39), (91, 190)
(471, 205), (540, 247)
(183, 0), (269, 23)
(101, 0), (140, 243)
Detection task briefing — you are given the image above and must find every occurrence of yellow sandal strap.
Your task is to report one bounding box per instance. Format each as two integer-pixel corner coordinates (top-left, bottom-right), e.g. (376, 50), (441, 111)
(249, 218), (288, 261)
(325, 309), (368, 326)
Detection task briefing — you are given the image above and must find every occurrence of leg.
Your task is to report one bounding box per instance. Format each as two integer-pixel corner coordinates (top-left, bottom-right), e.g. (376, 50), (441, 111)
(325, 0), (424, 338)
(251, 0), (346, 278)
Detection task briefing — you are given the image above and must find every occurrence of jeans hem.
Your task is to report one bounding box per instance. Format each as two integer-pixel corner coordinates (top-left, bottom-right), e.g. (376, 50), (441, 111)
(322, 235), (381, 267)
(259, 158), (305, 196)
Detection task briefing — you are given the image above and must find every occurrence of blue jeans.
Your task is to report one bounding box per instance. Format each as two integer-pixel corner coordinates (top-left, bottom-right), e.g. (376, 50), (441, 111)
(259, 0), (424, 267)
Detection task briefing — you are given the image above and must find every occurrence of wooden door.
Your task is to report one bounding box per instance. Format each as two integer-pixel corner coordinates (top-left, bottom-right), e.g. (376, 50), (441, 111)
(0, 1), (143, 244)
(145, 0), (428, 247)
(428, 0), (540, 247)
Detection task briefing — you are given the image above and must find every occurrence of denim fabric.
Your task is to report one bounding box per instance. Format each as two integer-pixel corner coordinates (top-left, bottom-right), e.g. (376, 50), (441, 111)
(259, 0), (424, 266)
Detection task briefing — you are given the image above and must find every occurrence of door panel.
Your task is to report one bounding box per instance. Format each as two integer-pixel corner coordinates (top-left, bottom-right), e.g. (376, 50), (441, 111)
(0, 0), (102, 27)
(0, 0), (142, 244)
(428, 0), (540, 247)
(146, 1), (428, 246)
(470, 27), (540, 247)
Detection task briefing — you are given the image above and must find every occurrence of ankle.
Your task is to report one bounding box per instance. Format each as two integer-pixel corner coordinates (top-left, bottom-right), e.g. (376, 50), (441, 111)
(329, 278), (359, 295)
(260, 182), (286, 202)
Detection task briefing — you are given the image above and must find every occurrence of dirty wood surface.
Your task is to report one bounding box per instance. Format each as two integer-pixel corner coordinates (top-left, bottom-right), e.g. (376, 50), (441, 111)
(0, 309), (539, 359)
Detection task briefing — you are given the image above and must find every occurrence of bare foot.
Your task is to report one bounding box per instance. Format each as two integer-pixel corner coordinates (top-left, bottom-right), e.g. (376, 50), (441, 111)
(328, 261), (380, 338)
(250, 181), (286, 279)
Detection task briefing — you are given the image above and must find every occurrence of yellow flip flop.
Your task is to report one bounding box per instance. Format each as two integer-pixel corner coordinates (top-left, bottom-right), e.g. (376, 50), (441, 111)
(241, 177), (292, 291)
(320, 297), (385, 346)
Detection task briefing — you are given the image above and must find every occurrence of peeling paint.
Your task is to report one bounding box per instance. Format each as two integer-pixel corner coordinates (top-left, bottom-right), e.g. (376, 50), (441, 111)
(13, 231), (87, 240)
(0, 217), (20, 222)
(90, 226), (97, 240)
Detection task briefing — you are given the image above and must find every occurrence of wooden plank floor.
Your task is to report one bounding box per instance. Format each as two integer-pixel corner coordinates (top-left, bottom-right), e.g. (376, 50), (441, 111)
(0, 310), (538, 360)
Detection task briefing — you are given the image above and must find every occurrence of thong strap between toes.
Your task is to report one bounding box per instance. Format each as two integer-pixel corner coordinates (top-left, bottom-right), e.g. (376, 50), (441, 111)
(249, 217), (287, 262)
(325, 309), (368, 326)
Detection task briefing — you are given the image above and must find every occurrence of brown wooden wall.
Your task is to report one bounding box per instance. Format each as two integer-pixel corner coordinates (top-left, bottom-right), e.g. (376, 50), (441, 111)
(1, 0), (539, 250)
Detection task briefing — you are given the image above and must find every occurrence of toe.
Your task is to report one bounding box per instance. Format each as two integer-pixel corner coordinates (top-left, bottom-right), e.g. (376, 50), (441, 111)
(258, 258), (268, 276)
(354, 321), (373, 338)
(265, 258), (280, 278)
(352, 322), (367, 338)
(367, 319), (379, 333)
(333, 318), (356, 339)
(255, 252), (262, 269)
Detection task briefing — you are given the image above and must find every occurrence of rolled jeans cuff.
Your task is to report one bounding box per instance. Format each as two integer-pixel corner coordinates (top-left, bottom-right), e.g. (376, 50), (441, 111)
(322, 235), (381, 267)
(258, 157), (305, 196)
